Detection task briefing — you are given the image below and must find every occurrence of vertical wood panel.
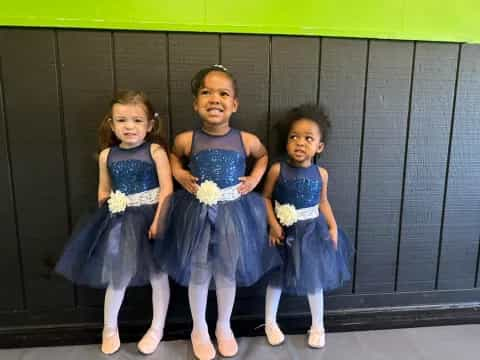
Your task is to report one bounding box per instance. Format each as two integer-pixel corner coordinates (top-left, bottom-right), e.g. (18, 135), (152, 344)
(113, 31), (170, 309)
(220, 35), (270, 144)
(397, 43), (458, 291)
(113, 31), (170, 145)
(2, 29), (73, 309)
(355, 40), (413, 293)
(168, 33), (219, 136)
(269, 36), (320, 160)
(0, 30), (24, 310)
(318, 38), (367, 294)
(58, 30), (114, 306)
(438, 44), (480, 289)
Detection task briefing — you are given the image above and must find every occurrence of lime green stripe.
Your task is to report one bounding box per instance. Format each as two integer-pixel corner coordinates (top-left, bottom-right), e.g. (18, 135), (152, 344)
(2, 0), (479, 43)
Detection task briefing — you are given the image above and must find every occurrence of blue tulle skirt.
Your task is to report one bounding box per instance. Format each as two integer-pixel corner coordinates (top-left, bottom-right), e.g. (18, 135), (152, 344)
(153, 190), (282, 287)
(55, 203), (159, 289)
(269, 213), (352, 295)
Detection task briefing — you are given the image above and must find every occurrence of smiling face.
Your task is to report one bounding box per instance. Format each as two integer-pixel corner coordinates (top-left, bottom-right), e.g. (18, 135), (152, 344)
(286, 118), (325, 167)
(193, 70), (238, 132)
(110, 103), (153, 148)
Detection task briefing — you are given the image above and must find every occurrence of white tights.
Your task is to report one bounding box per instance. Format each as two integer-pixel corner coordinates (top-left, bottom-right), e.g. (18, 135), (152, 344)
(265, 285), (324, 330)
(188, 270), (236, 338)
(104, 273), (170, 334)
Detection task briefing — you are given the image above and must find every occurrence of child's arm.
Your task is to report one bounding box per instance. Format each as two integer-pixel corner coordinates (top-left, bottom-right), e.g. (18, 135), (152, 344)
(262, 163), (284, 246)
(148, 144), (174, 239)
(239, 132), (268, 194)
(318, 167), (338, 249)
(170, 131), (199, 194)
(97, 148), (112, 207)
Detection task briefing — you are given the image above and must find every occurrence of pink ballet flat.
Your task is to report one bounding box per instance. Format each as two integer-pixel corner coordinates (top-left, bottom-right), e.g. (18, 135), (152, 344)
(191, 332), (216, 360)
(137, 327), (163, 355)
(265, 323), (285, 346)
(101, 327), (120, 355)
(215, 329), (238, 357)
(307, 328), (325, 348)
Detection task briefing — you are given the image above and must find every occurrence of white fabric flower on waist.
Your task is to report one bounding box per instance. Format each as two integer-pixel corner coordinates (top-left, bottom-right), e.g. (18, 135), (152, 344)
(274, 201), (298, 226)
(196, 180), (221, 206)
(108, 190), (128, 214)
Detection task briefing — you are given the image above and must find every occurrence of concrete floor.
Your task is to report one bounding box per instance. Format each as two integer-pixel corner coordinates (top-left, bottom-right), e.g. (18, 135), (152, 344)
(2, 325), (480, 359)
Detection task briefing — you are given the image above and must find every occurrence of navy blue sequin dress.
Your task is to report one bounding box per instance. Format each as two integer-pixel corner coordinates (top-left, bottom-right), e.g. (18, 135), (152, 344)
(56, 142), (161, 289)
(269, 161), (351, 295)
(154, 128), (281, 287)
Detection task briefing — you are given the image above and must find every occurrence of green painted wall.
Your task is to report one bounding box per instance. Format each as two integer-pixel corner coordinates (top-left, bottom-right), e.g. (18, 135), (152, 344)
(1, 0), (479, 43)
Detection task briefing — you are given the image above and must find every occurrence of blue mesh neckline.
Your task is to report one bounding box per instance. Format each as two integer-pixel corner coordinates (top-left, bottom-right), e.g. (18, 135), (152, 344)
(116, 141), (148, 151)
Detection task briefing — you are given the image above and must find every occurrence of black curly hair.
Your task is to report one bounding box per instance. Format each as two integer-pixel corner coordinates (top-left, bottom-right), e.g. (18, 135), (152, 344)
(190, 64), (238, 97)
(284, 103), (330, 144)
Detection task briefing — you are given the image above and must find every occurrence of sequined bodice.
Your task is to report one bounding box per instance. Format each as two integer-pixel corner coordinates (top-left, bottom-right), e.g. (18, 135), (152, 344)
(273, 162), (322, 209)
(189, 128), (246, 188)
(107, 142), (159, 195)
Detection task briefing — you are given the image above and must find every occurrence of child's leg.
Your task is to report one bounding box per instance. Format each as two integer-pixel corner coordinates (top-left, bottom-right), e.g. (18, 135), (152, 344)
(137, 272), (170, 354)
(188, 269), (216, 360)
(102, 284), (127, 354)
(307, 289), (324, 331)
(214, 274), (238, 357)
(264, 285), (285, 346)
(265, 285), (282, 325)
(214, 274), (236, 335)
(104, 284), (127, 331)
(188, 269), (212, 338)
(306, 289), (325, 348)
(151, 272), (170, 333)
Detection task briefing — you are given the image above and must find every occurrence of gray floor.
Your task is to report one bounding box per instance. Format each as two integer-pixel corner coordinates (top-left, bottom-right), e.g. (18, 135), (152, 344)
(2, 325), (480, 359)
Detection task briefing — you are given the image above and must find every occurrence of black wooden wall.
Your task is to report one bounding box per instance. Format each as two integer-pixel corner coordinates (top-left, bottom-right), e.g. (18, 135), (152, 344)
(1, 28), (480, 345)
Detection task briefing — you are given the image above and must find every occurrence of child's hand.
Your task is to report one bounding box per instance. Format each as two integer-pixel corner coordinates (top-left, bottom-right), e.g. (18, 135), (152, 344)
(148, 222), (158, 239)
(238, 175), (259, 195)
(177, 169), (199, 194)
(269, 223), (284, 247)
(329, 228), (338, 250)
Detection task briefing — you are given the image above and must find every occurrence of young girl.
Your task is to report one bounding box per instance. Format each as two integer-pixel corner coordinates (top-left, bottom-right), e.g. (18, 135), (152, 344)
(55, 90), (173, 355)
(263, 104), (351, 348)
(154, 65), (281, 360)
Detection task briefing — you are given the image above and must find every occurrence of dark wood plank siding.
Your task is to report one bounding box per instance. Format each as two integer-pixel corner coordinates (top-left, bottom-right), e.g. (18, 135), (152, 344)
(397, 43), (458, 291)
(0, 29), (479, 334)
(2, 29), (73, 309)
(355, 40), (414, 293)
(0, 30), (24, 310)
(437, 44), (480, 290)
(57, 30), (114, 307)
(318, 38), (368, 294)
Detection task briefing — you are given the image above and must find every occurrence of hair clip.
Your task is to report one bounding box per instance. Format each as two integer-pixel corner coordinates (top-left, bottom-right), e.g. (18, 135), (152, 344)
(212, 64), (228, 72)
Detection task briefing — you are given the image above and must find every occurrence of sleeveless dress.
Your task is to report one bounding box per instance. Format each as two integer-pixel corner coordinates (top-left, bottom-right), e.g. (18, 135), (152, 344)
(56, 142), (161, 289)
(269, 161), (351, 295)
(154, 128), (281, 287)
